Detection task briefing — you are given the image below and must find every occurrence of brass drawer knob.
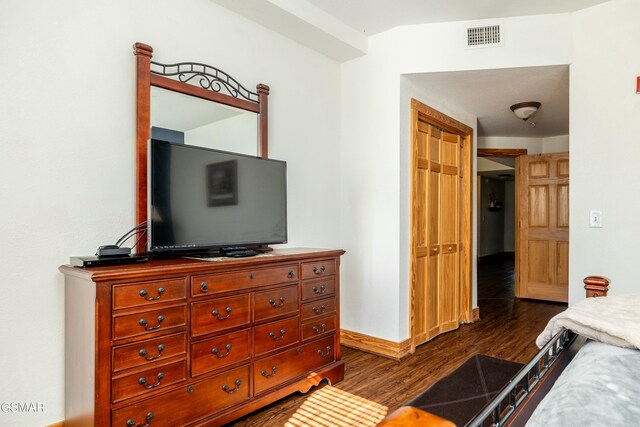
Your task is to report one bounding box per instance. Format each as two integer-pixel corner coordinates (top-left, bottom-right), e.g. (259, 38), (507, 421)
(139, 315), (164, 331)
(269, 296), (286, 308)
(222, 379), (241, 394)
(312, 285), (326, 295)
(139, 287), (165, 301)
(312, 304), (327, 315)
(261, 366), (278, 378)
(211, 343), (232, 358)
(312, 265), (326, 275)
(312, 324), (327, 334)
(269, 329), (286, 341)
(126, 412), (153, 427)
(139, 344), (165, 361)
(317, 345), (332, 358)
(138, 372), (164, 389)
(212, 307), (232, 320)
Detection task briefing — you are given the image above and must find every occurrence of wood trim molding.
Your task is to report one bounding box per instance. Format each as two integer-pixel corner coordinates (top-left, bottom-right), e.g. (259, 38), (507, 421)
(341, 330), (411, 360)
(411, 98), (473, 135)
(477, 148), (527, 158)
(472, 307), (480, 322)
(46, 421), (64, 427)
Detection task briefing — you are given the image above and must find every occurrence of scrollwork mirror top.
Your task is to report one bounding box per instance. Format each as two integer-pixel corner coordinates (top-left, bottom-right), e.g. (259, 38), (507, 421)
(133, 42), (270, 253)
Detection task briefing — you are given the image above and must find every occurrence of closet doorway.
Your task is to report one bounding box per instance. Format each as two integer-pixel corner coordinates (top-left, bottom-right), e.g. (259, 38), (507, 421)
(409, 99), (473, 351)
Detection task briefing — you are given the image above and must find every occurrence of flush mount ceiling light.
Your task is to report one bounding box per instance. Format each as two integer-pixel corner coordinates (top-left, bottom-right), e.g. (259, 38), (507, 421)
(510, 101), (541, 121)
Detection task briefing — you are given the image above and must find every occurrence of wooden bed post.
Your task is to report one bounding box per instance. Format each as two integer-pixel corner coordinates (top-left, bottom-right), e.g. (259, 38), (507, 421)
(584, 276), (610, 297)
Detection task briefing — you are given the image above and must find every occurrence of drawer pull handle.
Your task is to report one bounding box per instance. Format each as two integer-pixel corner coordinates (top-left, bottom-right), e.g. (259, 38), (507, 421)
(139, 344), (165, 361)
(261, 366), (278, 378)
(313, 324), (327, 334)
(269, 296), (286, 308)
(211, 343), (232, 358)
(139, 287), (165, 301)
(448, 246), (453, 252)
(269, 329), (286, 341)
(126, 412), (153, 427)
(139, 315), (164, 331)
(312, 265), (326, 275)
(212, 307), (232, 320)
(287, 270), (295, 279)
(222, 379), (241, 394)
(312, 304), (327, 314)
(312, 285), (326, 295)
(200, 282), (208, 293)
(318, 345), (332, 358)
(138, 372), (164, 389)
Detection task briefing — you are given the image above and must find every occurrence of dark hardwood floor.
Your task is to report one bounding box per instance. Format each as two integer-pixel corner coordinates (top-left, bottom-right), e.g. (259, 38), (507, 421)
(228, 258), (566, 426)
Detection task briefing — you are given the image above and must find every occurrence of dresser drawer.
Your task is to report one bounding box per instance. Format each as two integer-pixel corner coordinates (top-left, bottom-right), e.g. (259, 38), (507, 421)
(191, 329), (251, 377)
(253, 335), (335, 395)
(192, 264), (298, 297)
(301, 277), (336, 301)
(112, 360), (186, 403)
(302, 314), (336, 341)
(253, 316), (300, 357)
(112, 332), (186, 373)
(112, 365), (250, 427)
(301, 296), (336, 320)
(112, 305), (186, 341)
(113, 278), (187, 310)
(301, 259), (336, 280)
(191, 294), (251, 337)
(253, 284), (299, 322)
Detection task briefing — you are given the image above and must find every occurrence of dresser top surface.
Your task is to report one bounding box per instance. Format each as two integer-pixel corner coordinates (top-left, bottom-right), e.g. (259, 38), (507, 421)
(59, 247), (344, 282)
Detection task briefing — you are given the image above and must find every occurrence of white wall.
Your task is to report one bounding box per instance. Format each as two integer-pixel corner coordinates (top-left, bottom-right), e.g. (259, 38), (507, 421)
(504, 180), (516, 252)
(569, 0), (640, 304)
(0, 1), (341, 425)
(186, 113), (258, 155)
(341, 13), (572, 342)
(542, 135), (569, 153)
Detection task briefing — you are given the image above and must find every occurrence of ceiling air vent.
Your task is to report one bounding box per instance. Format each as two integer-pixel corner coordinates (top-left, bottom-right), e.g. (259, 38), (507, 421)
(466, 25), (503, 48)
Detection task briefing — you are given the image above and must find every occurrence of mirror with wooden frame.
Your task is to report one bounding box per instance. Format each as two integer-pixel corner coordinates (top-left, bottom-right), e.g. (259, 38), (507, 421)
(133, 42), (270, 252)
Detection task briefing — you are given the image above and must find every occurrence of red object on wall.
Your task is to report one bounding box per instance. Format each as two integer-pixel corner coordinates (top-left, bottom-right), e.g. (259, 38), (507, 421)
(637, 76), (640, 94)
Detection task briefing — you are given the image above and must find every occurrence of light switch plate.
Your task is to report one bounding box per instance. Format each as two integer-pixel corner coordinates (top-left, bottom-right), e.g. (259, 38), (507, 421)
(590, 210), (603, 228)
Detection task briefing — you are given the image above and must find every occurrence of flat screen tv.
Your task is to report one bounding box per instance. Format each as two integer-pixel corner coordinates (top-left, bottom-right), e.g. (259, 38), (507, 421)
(149, 140), (287, 253)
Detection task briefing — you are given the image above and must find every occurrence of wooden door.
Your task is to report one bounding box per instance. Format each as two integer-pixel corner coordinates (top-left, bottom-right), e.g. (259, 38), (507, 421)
(516, 153), (569, 302)
(412, 121), (461, 346)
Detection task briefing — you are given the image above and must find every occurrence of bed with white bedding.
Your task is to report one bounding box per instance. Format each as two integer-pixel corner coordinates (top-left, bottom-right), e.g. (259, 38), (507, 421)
(378, 276), (640, 427)
(526, 340), (640, 426)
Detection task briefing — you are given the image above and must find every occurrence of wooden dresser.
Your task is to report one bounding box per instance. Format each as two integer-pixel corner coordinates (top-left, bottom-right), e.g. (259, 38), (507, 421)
(60, 248), (344, 426)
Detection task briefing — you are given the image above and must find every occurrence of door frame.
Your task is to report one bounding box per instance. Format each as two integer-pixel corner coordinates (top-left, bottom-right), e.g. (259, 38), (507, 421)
(476, 148), (526, 300)
(409, 99), (473, 353)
